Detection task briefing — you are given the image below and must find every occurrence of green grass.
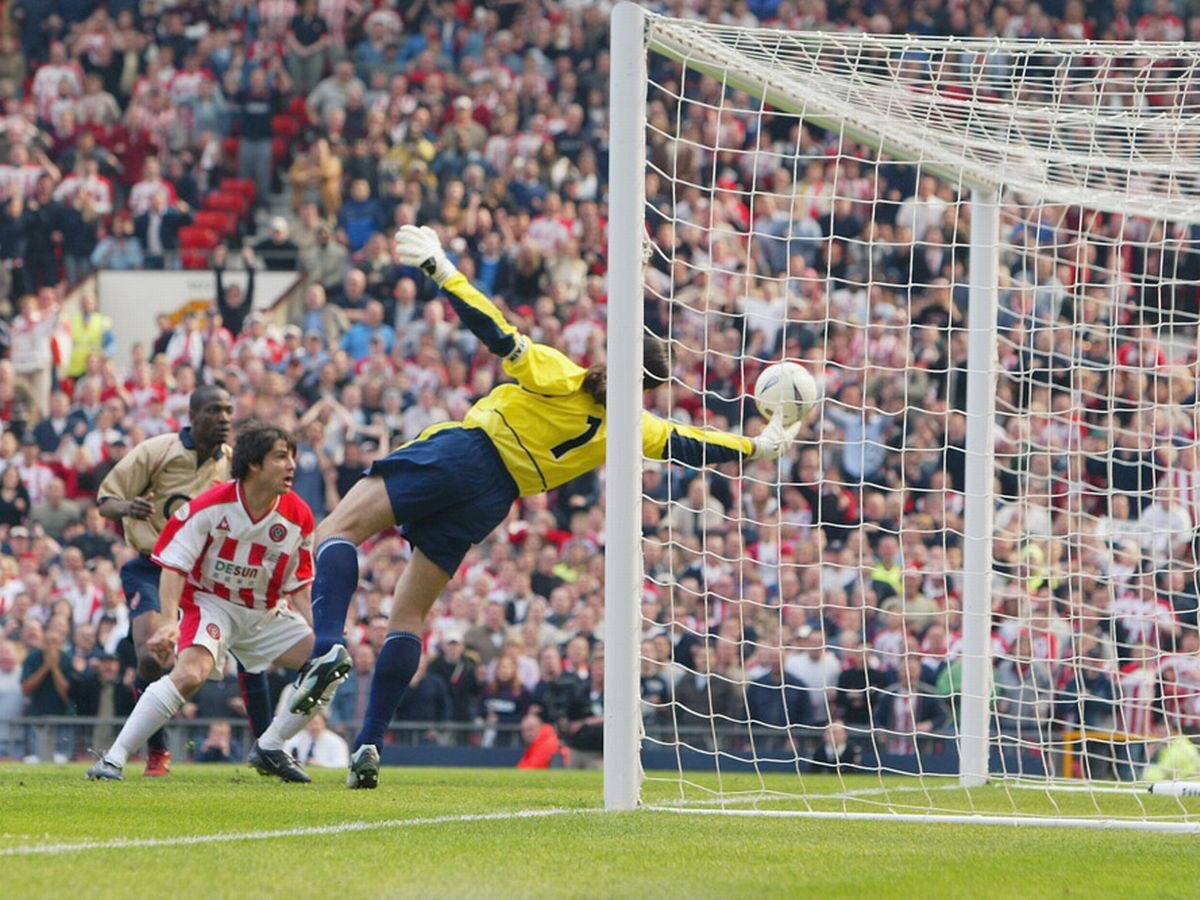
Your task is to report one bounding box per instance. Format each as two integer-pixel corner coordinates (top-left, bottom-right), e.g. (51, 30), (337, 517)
(1, 764), (1197, 898)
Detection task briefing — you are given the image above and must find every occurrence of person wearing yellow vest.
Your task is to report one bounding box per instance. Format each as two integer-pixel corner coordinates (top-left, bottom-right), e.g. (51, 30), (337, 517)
(67, 293), (114, 380)
(870, 534), (903, 599)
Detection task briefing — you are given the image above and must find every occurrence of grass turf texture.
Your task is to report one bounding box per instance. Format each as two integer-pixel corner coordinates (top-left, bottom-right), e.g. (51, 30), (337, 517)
(1, 764), (1196, 898)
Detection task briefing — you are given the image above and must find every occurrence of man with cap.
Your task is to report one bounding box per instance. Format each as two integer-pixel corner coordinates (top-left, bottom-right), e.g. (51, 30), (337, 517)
(5, 525), (33, 557)
(272, 325), (305, 374)
(255, 217), (300, 271)
(426, 625), (482, 732)
(70, 650), (136, 750)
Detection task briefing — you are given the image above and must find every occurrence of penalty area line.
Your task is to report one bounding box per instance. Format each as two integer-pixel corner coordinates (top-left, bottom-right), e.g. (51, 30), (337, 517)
(0, 807), (601, 857)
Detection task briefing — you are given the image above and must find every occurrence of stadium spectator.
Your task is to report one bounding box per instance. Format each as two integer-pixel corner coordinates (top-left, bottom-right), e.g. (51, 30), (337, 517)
(20, 620), (72, 762)
(285, 711), (350, 768)
(516, 711), (566, 769)
(89, 214), (144, 271)
(30, 478), (81, 542)
(426, 629), (482, 738)
(133, 192), (191, 270)
(65, 294), (114, 380)
(465, 600), (509, 669)
(195, 720), (239, 764)
(0, 469), (32, 528)
(10, 292), (59, 419)
(392, 652), (452, 744)
(287, 0), (330, 95)
(256, 217), (301, 271)
(235, 66), (286, 214)
(70, 651), (135, 751)
(479, 654), (531, 748)
(873, 656), (950, 757)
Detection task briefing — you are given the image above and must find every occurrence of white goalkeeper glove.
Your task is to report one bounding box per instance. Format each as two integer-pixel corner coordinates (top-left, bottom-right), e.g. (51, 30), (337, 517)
(394, 224), (458, 286)
(750, 410), (804, 461)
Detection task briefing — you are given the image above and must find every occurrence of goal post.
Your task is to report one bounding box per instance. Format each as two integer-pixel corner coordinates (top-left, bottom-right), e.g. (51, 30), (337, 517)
(960, 187), (1000, 788)
(605, 3), (1200, 830)
(603, 0), (649, 813)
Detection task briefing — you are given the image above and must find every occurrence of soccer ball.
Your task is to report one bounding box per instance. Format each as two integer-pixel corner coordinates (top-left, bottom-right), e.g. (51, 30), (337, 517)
(753, 361), (818, 427)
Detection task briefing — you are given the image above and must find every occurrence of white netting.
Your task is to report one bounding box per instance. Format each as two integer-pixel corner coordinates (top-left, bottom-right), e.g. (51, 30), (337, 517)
(627, 12), (1200, 828)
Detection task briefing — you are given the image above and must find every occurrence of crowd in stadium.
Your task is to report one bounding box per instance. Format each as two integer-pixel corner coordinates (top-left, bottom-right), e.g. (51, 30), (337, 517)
(1, 0), (1199, 779)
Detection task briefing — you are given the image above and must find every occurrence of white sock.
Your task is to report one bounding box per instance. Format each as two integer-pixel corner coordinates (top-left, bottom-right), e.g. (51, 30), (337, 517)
(258, 708), (314, 751)
(107, 678), (186, 767)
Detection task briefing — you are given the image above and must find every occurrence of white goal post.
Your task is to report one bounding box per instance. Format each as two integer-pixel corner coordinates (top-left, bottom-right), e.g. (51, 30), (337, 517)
(605, 2), (1200, 830)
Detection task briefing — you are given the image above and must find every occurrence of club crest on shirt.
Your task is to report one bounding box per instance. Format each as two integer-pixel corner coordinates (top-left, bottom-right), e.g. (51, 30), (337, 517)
(207, 623), (221, 640)
(268, 524), (287, 542)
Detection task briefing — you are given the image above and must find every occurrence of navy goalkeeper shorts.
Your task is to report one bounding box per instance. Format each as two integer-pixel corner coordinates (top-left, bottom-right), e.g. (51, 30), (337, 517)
(367, 425), (520, 575)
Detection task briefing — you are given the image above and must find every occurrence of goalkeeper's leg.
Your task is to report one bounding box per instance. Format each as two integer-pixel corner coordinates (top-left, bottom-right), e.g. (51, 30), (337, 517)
(290, 478), (396, 719)
(306, 477), (396, 661)
(349, 549), (452, 789)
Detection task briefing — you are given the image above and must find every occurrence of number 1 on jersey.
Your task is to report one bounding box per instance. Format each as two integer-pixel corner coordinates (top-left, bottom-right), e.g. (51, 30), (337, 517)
(551, 416), (602, 458)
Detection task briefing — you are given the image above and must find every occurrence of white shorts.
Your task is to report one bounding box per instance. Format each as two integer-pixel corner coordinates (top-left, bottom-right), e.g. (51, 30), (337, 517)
(179, 592), (311, 676)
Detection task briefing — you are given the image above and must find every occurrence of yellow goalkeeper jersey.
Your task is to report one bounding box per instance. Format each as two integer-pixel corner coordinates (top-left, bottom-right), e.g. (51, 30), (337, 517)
(416, 273), (752, 497)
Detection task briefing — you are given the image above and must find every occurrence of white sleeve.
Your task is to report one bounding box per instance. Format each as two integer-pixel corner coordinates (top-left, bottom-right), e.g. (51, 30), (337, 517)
(150, 502), (211, 573)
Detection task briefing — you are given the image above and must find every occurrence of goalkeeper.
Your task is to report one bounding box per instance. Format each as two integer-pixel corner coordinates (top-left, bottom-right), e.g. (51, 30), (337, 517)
(287, 225), (803, 789)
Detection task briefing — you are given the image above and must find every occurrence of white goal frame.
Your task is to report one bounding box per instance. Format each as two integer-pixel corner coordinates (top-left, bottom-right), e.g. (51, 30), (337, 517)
(603, 1), (1200, 830)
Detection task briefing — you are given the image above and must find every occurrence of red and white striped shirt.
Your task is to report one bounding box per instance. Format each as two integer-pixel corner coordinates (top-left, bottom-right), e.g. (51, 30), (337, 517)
(1162, 654), (1200, 728)
(153, 480), (315, 611)
(1118, 661), (1160, 737)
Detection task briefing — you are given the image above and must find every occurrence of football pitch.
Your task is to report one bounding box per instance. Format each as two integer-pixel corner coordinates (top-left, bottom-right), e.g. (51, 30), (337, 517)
(1, 764), (1196, 898)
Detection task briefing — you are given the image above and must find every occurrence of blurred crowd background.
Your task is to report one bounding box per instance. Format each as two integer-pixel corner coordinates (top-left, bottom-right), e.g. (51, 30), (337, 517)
(1, 0), (1200, 778)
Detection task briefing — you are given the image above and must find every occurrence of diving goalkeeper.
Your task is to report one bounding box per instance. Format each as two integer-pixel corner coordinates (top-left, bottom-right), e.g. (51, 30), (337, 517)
(284, 225), (803, 789)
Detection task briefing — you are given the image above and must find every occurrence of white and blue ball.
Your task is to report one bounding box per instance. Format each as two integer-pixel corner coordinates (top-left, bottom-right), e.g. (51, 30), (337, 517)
(753, 361), (818, 427)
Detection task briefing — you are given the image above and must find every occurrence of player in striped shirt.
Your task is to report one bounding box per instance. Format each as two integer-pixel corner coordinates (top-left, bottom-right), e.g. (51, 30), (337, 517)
(97, 384), (245, 777)
(88, 423), (332, 783)
(285, 226), (804, 789)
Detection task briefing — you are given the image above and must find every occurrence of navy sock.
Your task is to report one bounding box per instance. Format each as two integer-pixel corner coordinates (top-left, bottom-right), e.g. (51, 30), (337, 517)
(237, 664), (274, 739)
(135, 675), (167, 753)
(354, 631), (421, 752)
(311, 538), (359, 657)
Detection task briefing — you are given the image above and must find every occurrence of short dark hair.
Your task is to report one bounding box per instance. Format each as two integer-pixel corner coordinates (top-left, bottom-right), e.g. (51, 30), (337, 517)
(189, 383), (230, 416)
(231, 420), (296, 479)
(581, 335), (671, 406)
(643, 334), (670, 389)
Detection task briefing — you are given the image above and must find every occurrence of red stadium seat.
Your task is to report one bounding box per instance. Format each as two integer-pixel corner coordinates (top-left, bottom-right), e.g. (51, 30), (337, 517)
(271, 136), (288, 163)
(193, 210), (238, 236)
(271, 115), (301, 140)
(222, 136), (241, 161)
(178, 226), (220, 251)
(203, 191), (249, 218)
(220, 177), (257, 200)
(180, 251), (210, 270)
(287, 95), (308, 117)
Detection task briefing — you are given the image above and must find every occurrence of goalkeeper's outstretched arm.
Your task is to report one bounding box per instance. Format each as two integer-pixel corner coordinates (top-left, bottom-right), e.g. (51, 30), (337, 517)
(395, 226), (527, 361)
(642, 411), (801, 465)
(395, 224), (804, 463)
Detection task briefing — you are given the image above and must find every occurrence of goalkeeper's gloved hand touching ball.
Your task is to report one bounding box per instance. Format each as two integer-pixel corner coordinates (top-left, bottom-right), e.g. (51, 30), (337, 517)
(395, 225), (457, 285)
(750, 410), (804, 460)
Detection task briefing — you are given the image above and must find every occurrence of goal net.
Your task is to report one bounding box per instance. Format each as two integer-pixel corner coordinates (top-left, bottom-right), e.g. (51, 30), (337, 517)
(604, 5), (1200, 830)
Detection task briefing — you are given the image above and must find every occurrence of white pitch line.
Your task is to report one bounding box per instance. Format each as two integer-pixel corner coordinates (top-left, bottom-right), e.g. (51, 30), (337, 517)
(0, 807), (600, 857)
